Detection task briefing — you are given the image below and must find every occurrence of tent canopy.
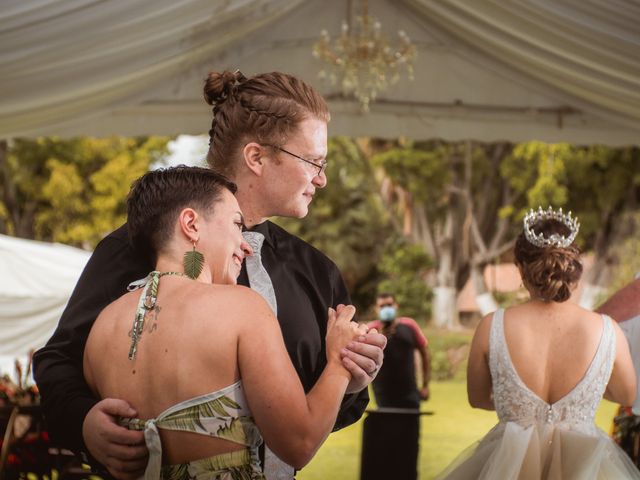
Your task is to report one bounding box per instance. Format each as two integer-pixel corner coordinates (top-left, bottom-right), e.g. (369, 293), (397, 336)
(0, 234), (90, 374)
(1, 0), (639, 145)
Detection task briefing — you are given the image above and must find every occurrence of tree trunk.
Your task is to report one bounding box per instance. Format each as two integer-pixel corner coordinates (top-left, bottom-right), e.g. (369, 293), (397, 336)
(432, 285), (459, 328)
(470, 264), (499, 315)
(433, 218), (460, 328)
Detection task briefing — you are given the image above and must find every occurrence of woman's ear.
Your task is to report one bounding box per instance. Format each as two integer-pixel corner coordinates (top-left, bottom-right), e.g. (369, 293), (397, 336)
(243, 142), (266, 176)
(178, 208), (199, 242)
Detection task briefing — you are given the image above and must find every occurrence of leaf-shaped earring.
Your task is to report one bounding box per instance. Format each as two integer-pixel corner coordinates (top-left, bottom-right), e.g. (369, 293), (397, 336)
(183, 240), (204, 279)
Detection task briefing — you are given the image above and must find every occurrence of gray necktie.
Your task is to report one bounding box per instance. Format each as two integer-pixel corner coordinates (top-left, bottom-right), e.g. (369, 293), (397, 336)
(243, 231), (277, 315)
(243, 230), (293, 479)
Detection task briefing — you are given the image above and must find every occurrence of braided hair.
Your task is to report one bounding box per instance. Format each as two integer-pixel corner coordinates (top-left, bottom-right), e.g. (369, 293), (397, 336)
(203, 71), (330, 177)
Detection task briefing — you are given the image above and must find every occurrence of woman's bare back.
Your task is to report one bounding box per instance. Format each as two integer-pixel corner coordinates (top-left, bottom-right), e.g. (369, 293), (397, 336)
(84, 275), (361, 468)
(85, 278), (254, 462)
(86, 279), (245, 413)
(503, 301), (605, 405)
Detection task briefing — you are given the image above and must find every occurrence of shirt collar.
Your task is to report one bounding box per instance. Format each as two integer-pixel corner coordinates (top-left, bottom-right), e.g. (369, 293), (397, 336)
(245, 220), (275, 249)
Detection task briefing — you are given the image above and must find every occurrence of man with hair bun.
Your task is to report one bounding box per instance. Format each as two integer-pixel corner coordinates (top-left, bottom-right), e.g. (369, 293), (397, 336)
(34, 71), (385, 479)
(438, 207), (639, 479)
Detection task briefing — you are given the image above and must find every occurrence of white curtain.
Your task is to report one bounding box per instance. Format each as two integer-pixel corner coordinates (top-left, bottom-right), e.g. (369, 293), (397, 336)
(0, 0), (302, 137)
(405, 0), (640, 128)
(1, 0), (638, 140)
(0, 234), (91, 375)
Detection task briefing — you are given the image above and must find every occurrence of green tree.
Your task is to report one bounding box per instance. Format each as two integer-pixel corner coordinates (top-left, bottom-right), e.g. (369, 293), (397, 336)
(372, 140), (521, 328)
(565, 146), (640, 301)
(502, 142), (640, 307)
(0, 136), (169, 247)
(377, 236), (433, 322)
(605, 212), (640, 295)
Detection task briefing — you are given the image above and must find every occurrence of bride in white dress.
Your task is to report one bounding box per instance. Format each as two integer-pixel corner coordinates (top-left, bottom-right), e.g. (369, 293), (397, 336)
(438, 207), (640, 479)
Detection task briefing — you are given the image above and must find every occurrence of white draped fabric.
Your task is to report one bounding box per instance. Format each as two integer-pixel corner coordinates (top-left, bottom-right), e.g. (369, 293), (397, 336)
(1, 0), (639, 143)
(0, 234), (90, 375)
(405, 0), (640, 129)
(0, 0), (302, 138)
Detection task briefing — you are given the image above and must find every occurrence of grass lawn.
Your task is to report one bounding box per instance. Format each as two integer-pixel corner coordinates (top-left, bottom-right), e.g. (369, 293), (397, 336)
(298, 380), (619, 480)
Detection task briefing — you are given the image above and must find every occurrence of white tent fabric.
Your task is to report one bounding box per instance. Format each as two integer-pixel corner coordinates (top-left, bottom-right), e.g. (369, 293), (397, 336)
(0, 234), (90, 375)
(405, 0), (640, 129)
(1, 0), (639, 144)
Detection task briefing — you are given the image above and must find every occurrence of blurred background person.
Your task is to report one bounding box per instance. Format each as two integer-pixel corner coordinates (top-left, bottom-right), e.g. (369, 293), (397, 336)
(367, 293), (430, 409)
(359, 293), (430, 480)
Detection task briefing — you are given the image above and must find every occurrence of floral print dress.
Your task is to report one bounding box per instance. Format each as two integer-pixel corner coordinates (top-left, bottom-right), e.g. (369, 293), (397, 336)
(122, 381), (265, 480)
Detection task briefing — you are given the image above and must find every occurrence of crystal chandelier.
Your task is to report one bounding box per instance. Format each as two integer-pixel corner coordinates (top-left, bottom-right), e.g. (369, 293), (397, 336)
(312, 0), (416, 112)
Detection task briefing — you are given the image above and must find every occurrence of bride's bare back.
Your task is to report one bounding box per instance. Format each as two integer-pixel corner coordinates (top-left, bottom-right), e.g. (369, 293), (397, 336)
(468, 300), (636, 410)
(505, 301), (612, 404)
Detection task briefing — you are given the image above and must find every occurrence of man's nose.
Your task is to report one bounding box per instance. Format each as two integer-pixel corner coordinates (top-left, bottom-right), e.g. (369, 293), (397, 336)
(312, 170), (327, 188)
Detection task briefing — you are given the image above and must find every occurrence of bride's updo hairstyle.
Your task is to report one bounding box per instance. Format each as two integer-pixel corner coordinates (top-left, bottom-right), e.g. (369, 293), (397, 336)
(514, 208), (582, 303)
(203, 70), (330, 176)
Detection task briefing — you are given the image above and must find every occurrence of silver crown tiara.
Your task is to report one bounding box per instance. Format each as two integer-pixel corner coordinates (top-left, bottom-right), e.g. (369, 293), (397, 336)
(523, 206), (580, 248)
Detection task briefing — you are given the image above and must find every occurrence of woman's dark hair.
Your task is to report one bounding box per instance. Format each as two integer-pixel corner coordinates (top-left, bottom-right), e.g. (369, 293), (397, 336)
(514, 218), (582, 302)
(127, 166), (237, 255)
(203, 70), (330, 176)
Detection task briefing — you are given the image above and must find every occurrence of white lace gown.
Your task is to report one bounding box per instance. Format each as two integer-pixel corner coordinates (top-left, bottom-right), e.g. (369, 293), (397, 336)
(438, 309), (640, 480)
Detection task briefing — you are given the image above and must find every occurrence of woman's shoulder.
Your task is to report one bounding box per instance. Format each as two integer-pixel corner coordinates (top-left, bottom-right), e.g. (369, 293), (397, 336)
(506, 302), (606, 334)
(94, 289), (139, 325)
(192, 283), (264, 302)
(87, 292), (139, 344)
(189, 283), (274, 317)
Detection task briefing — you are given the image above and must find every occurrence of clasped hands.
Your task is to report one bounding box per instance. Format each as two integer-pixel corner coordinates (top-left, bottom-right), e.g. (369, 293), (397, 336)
(334, 304), (387, 394)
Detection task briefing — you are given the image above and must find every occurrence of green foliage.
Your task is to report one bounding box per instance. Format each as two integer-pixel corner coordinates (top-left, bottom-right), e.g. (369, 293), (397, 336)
(370, 146), (450, 206)
(503, 143), (640, 250)
(1, 136), (169, 247)
(564, 146), (640, 248)
(501, 142), (570, 218)
(605, 212), (640, 294)
(426, 328), (473, 381)
(377, 237), (433, 322)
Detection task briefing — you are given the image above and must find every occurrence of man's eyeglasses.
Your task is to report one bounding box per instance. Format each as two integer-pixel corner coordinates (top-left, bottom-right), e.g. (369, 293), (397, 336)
(377, 302), (395, 308)
(264, 144), (327, 177)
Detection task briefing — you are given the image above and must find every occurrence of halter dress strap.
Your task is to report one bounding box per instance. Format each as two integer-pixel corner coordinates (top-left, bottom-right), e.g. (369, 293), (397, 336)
(127, 270), (185, 360)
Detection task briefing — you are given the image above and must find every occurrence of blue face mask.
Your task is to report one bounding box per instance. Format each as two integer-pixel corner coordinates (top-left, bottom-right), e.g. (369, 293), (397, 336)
(379, 305), (397, 322)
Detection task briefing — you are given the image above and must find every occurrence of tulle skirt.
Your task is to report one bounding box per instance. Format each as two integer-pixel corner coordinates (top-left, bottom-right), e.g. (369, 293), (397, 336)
(436, 421), (640, 480)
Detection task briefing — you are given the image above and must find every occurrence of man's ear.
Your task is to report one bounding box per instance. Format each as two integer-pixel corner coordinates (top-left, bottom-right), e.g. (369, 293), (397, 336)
(178, 207), (199, 242)
(243, 142), (267, 176)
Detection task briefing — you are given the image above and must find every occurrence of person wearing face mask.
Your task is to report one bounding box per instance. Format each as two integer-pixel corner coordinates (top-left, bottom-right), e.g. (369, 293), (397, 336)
(367, 293), (430, 409)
